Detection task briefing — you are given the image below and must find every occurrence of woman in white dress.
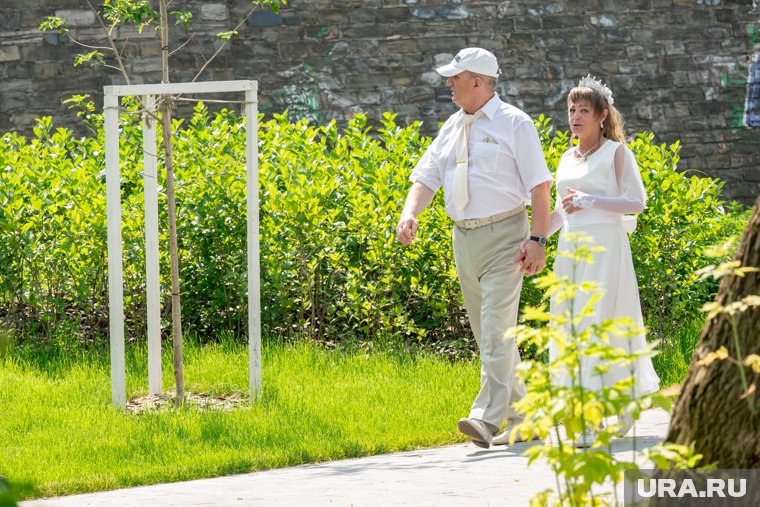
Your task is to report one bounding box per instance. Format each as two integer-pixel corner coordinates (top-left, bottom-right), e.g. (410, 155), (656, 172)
(545, 76), (660, 446)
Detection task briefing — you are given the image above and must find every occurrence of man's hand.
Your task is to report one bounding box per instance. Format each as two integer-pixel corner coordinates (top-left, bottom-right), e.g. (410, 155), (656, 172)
(396, 215), (419, 245)
(513, 239), (546, 276)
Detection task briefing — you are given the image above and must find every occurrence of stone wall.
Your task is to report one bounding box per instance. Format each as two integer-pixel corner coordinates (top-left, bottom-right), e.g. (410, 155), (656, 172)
(1, 0), (759, 202)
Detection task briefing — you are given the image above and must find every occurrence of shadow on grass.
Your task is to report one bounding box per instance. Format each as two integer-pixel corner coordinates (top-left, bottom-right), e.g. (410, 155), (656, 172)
(1, 476), (38, 506)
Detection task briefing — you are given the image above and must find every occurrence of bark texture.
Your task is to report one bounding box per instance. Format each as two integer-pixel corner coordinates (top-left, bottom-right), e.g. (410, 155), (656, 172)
(665, 194), (760, 468)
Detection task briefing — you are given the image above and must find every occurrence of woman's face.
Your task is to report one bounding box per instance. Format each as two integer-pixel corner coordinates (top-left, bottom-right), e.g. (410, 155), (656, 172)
(568, 100), (608, 139)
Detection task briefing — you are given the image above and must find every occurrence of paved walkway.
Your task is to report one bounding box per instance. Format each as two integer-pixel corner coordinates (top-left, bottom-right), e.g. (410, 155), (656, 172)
(22, 409), (669, 507)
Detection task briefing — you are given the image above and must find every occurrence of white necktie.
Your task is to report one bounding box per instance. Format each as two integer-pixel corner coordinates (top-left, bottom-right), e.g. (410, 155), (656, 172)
(453, 111), (483, 211)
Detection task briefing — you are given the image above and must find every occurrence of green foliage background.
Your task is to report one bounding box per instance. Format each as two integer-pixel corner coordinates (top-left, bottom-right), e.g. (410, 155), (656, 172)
(0, 106), (749, 352)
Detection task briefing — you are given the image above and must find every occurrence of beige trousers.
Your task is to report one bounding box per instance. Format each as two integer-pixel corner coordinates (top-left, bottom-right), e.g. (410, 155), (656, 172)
(452, 211), (529, 429)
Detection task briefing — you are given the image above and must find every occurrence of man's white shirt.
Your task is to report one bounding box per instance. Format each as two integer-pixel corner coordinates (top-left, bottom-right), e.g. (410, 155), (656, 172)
(410, 93), (552, 221)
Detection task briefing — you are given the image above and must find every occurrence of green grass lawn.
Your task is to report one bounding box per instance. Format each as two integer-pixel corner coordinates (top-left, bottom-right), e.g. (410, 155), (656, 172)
(650, 317), (703, 389)
(0, 338), (479, 500)
(0, 315), (700, 502)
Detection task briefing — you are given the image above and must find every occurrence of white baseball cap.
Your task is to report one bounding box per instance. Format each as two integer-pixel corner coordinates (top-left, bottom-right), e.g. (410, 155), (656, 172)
(436, 48), (500, 78)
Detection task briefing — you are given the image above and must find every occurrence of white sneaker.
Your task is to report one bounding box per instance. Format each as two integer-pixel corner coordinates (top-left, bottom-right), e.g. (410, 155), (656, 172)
(616, 411), (634, 437)
(573, 427), (597, 448)
(492, 423), (540, 446)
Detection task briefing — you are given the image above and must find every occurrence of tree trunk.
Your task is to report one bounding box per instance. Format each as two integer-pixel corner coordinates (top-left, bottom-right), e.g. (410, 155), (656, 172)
(159, 0), (184, 405)
(664, 193), (760, 467)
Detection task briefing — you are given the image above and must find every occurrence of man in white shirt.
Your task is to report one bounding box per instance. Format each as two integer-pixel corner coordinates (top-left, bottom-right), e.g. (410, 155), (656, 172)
(396, 47), (551, 448)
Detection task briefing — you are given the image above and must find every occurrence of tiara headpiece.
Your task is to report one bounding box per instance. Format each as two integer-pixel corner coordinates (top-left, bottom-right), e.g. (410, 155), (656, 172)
(577, 74), (614, 105)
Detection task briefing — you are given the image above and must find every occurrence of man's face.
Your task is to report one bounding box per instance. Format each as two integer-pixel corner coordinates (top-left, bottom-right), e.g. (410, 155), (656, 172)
(446, 71), (479, 112)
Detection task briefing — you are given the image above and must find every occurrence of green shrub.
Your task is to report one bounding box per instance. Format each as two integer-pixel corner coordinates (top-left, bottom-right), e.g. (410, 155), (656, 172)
(0, 107), (749, 351)
(628, 134), (750, 338)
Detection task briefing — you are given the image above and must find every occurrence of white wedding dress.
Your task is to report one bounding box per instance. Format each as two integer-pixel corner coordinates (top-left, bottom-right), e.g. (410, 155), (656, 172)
(548, 139), (660, 397)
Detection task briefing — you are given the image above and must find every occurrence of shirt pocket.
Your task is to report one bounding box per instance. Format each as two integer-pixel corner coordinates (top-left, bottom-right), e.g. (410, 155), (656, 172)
(471, 141), (499, 173)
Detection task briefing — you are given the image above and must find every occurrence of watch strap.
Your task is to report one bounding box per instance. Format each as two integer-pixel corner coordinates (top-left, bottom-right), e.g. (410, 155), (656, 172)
(529, 235), (547, 246)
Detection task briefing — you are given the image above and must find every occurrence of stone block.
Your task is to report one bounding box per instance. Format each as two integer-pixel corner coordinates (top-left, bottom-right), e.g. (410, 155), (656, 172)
(378, 39), (418, 55)
(704, 26), (732, 39)
(608, 75), (635, 90)
(200, 4), (229, 22)
(663, 40), (686, 55)
(341, 21), (419, 39)
(368, 55), (404, 71)
(542, 14), (586, 30)
(68, 27), (110, 42)
(115, 26), (160, 41)
(54, 9), (96, 27)
(662, 55), (695, 72)
(321, 9), (350, 23)
(628, 0), (653, 9)
(618, 61), (641, 73)
(545, 47), (578, 63)
(507, 33), (537, 51)
(437, 6), (468, 20)
(667, 101), (691, 118)
(588, 61), (620, 75)
(382, 7), (413, 21)
(590, 14), (617, 27)
(347, 8), (376, 24)
(41, 33), (66, 46)
(410, 8), (436, 20)
(19, 42), (73, 63)
(640, 62), (659, 74)
(512, 15), (542, 31)
(604, 28), (632, 42)
(0, 10), (21, 31)
(0, 45), (20, 62)
(279, 40), (326, 60)
(626, 45), (645, 58)
(466, 34), (509, 53)
(401, 85), (434, 103)
(391, 75), (414, 86)
(725, 151), (757, 168)
(358, 92), (382, 106)
(247, 10), (282, 28)
(631, 29), (655, 44)
(515, 65), (544, 79)
(419, 71), (442, 86)
(0, 92), (28, 111)
(132, 57), (164, 74)
(715, 9), (739, 24)
(637, 73), (675, 89)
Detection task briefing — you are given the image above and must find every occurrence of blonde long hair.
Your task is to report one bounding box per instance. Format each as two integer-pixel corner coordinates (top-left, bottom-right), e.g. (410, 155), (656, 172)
(568, 86), (625, 143)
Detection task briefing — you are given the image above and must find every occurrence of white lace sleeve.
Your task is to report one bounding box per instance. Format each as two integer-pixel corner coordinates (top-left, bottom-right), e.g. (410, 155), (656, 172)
(582, 145), (646, 215)
(615, 145), (647, 209)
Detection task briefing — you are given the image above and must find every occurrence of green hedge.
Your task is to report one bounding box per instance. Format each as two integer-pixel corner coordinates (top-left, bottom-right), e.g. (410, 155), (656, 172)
(0, 106), (749, 349)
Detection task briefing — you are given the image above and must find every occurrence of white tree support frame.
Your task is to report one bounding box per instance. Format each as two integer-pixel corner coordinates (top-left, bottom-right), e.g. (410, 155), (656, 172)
(105, 80), (261, 408)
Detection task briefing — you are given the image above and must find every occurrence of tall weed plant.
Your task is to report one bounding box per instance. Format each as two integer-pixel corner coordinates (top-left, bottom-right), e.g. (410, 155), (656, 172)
(0, 106), (748, 349)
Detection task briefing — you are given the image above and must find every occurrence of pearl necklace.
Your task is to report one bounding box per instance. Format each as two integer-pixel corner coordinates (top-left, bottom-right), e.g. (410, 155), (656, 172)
(575, 137), (603, 161)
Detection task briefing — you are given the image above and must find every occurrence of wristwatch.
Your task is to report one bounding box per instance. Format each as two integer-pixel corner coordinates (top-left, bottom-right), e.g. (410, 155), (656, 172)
(529, 235), (547, 246)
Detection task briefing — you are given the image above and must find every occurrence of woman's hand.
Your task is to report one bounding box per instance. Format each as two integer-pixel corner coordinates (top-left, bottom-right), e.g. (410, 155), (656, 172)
(561, 187), (593, 215)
